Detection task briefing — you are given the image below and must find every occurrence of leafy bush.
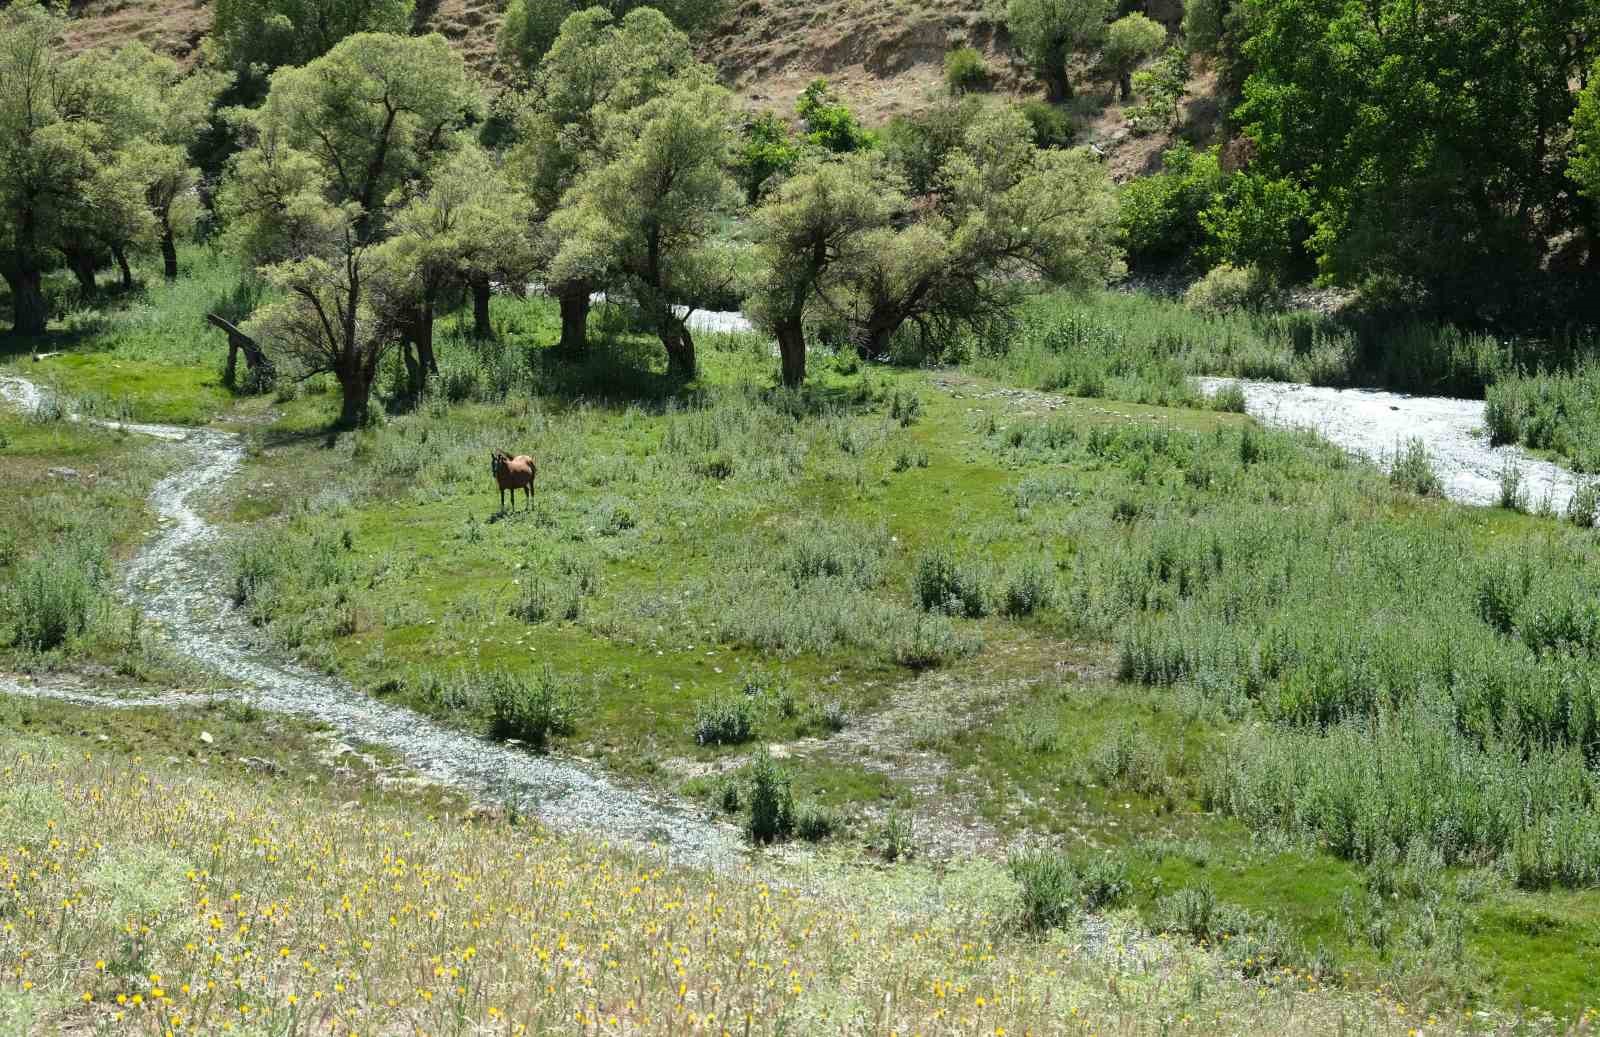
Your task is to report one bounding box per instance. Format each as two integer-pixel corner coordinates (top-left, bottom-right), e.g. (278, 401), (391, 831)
(1569, 480), (1600, 528)
(880, 809), (914, 861)
(1020, 100), (1073, 148)
(694, 695), (755, 746)
(746, 751), (795, 844)
(888, 387), (922, 425)
(485, 667), (578, 750)
(1209, 382), (1247, 413)
(1075, 855), (1131, 910)
(944, 46), (989, 94)
(1118, 144), (1226, 269)
(1389, 438), (1443, 497)
(1183, 263), (1280, 314)
(1497, 462), (1526, 511)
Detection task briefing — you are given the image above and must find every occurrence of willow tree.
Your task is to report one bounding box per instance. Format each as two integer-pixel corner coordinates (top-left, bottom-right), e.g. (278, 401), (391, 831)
(375, 144), (534, 392)
(549, 76), (737, 376)
(507, 6), (697, 354)
(851, 104), (1122, 356)
(0, 4), (126, 332)
(746, 152), (900, 386)
(221, 31), (480, 424)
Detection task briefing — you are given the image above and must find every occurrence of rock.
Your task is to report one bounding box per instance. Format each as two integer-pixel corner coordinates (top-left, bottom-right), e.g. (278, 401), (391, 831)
(238, 755), (283, 775)
(332, 741), (356, 756)
(48, 467), (80, 480)
(198, 730), (214, 745)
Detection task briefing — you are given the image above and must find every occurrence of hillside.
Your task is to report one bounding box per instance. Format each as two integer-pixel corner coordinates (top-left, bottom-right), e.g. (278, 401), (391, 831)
(58, 0), (1210, 175)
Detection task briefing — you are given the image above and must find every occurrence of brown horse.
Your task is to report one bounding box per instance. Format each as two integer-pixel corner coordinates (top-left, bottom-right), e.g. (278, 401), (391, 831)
(490, 450), (537, 512)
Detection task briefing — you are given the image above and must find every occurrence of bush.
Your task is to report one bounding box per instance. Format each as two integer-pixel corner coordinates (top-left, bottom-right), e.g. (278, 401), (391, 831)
(1569, 480), (1600, 528)
(1210, 382), (1247, 413)
(1497, 461), (1526, 511)
(888, 387), (922, 426)
(944, 46), (989, 94)
(794, 802), (837, 841)
(485, 667), (578, 750)
(231, 539), (279, 607)
(509, 579), (583, 624)
(1076, 855), (1131, 910)
(1388, 438), (1443, 497)
(1009, 848), (1076, 932)
(1118, 144), (1226, 269)
(11, 549), (98, 651)
(913, 549), (991, 617)
(1020, 100), (1073, 148)
(1183, 263), (1280, 314)
(880, 808), (914, 861)
(746, 751), (795, 844)
(999, 558), (1055, 616)
(693, 695), (755, 746)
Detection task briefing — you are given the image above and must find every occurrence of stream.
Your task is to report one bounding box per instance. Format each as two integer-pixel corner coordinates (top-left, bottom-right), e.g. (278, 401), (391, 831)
(1196, 377), (1586, 511)
(0, 375), (742, 868)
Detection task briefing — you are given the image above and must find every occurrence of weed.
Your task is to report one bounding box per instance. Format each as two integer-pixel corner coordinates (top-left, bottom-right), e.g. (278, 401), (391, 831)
(1568, 480), (1600, 528)
(880, 808), (914, 862)
(913, 548), (991, 617)
(1497, 461), (1526, 511)
(1009, 848), (1076, 932)
(11, 547), (100, 651)
(999, 558), (1056, 617)
(794, 802), (837, 842)
(1389, 438), (1443, 497)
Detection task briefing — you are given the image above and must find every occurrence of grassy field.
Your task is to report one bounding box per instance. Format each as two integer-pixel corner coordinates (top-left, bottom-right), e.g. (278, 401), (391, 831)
(4, 249), (1600, 1025)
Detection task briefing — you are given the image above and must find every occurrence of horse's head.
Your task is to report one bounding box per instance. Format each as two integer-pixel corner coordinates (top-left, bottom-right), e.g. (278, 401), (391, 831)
(489, 450), (506, 477)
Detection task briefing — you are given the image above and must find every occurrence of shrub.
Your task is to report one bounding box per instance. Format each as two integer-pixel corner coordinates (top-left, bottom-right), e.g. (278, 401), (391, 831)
(1009, 848), (1076, 932)
(794, 802), (837, 841)
(913, 548), (990, 617)
(888, 387), (923, 426)
(999, 558), (1055, 616)
(1076, 855), (1131, 910)
(1118, 144), (1226, 269)
(944, 46), (989, 94)
(880, 808), (914, 861)
(890, 612), (980, 668)
(693, 695), (755, 746)
(1210, 382), (1247, 413)
(1020, 100), (1072, 148)
(1183, 263), (1279, 314)
(1569, 480), (1600, 528)
(231, 539), (279, 607)
(11, 549), (97, 651)
(485, 667), (578, 750)
(1497, 461), (1526, 511)
(746, 751), (795, 844)
(510, 579), (583, 624)
(717, 778), (741, 813)
(1389, 438), (1443, 497)
(814, 699), (848, 733)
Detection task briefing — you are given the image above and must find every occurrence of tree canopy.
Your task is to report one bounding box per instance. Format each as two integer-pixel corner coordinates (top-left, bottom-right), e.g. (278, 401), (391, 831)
(1004, 0), (1114, 101)
(210, 0), (414, 95)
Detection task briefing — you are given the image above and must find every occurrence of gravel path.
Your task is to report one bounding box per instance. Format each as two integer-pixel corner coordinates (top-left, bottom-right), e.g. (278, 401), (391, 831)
(1, 375), (741, 869)
(1196, 377), (1586, 510)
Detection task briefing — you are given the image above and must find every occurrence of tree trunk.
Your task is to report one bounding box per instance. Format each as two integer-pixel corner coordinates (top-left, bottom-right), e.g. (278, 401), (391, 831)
(112, 245), (134, 290)
(160, 225), (179, 281)
(336, 363), (372, 427)
(662, 318), (696, 377)
(470, 274), (493, 339)
(63, 249), (98, 297)
(1045, 56), (1073, 102)
(858, 309), (900, 359)
(4, 264), (48, 335)
(557, 283), (590, 354)
(400, 302), (436, 396)
(776, 316), (807, 388)
(1119, 71), (1133, 101)
(401, 340), (422, 398)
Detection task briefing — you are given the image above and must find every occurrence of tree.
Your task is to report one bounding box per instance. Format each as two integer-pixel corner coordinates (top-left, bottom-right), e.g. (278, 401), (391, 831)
(549, 77), (738, 377)
(507, 7), (698, 355)
(1572, 63), (1600, 203)
(96, 44), (230, 281)
(1118, 142), (1226, 269)
(851, 104), (1122, 355)
(1103, 13), (1166, 101)
(746, 152), (900, 386)
(1236, 0), (1600, 319)
(1126, 45), (1188, 134)
(209, 0), (413, 97)
(0, 4), (123, 333)
(375, 145), (535, 393)
(498, 0), (727, 75)
(221, 32), (480, 424)
(1005, 0), (1114, 101)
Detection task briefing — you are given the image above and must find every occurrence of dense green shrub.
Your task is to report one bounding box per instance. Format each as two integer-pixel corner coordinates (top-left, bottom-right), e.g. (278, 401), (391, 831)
(1020, 100), (1073, 148)
(944, 46), (989, 94)
(1183, 263), (1279, 314)
(694, 695), (755, 746)
(1009, 849), (1077, 931)
(746, 751), (795, 844)
(11, 548), (99, 651)
(486, 667), (578, 749)
(913, 549), (991, 617)
(1117, 144), (1226, 269)
(794, 802), (837, 841)
(1388, 439), (1442, 497)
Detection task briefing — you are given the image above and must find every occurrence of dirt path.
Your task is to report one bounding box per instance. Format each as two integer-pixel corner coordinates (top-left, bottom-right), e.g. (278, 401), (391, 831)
(1, 375), (742, 869)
